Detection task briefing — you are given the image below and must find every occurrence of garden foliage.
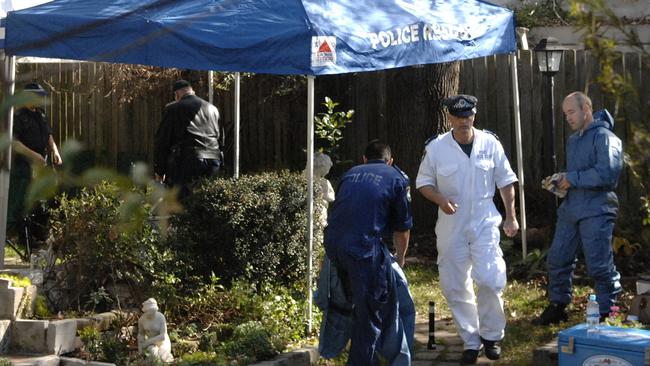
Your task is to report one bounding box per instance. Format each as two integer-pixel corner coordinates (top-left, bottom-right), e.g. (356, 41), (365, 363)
(48, 182), (174, 311)
(168, 170), (324, 288)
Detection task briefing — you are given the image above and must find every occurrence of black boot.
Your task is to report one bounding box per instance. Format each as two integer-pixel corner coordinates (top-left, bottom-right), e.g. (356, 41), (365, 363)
(532, 302), (568, 325)
(461, 348), (481, 364)
(480, 337), (501, 360)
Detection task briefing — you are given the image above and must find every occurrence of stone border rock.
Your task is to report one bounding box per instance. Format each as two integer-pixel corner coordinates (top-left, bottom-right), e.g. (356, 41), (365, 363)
(249, 347), (319, 366)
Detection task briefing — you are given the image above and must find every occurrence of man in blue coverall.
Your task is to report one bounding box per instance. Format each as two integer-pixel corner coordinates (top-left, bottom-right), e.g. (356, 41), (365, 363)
(324, 140), (413, 365)
(533, 91), (623, 325)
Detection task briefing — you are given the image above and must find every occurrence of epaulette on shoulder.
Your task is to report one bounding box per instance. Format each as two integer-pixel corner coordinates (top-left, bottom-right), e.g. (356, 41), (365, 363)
(482, 129), (500, 141)
(392, 164), (409, 182)
(424, 133), (439, 147)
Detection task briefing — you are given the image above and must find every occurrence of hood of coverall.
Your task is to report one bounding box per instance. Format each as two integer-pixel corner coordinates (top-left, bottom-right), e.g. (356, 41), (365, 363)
(586, 109), (615, 133)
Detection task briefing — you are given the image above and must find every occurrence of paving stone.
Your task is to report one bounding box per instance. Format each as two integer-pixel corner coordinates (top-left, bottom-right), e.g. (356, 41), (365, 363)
(87, 362), (117, 366)
(411, 361), (433, 366)
(446, 344), (464, 353)
(47, 319), (77, 355)
(438, 339), (464, 347)
(249, 346), (318, 366)
(60, 357), (87, 366)
(440, 351), (463, 361)
(430, 344), (445, 352)
(0, 319), (11, 354)
(4, 354), (59, 366)
(412, 350), (440, 360)
(11, 319), (49, 354)
(433, 330), (457, 339)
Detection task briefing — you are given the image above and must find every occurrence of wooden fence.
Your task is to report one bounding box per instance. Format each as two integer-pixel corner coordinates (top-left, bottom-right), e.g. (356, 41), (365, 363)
(12, 50), (648, 231)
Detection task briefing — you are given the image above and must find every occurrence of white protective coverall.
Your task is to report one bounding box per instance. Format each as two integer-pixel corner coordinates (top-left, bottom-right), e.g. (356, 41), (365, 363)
(416, 128), (517, 350)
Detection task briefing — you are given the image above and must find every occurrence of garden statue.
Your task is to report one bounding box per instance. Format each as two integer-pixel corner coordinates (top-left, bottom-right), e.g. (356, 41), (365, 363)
(306, 152), (335, 226)
(137, 298), (174, 362)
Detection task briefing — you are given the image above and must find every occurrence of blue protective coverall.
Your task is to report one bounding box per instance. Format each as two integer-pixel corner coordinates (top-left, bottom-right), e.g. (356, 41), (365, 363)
(547, 109), (623, 314)
(323, 160), (413, 366)
(314, 256), (415, 364)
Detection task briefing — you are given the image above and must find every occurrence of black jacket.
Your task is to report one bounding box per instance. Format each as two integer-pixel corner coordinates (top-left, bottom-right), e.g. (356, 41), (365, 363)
(154, 93), (221, 177)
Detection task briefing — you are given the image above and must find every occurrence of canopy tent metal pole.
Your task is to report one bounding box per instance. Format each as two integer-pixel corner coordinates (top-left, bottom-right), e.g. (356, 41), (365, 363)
(305, 75), (315, 334)
(234, 72), (240, 179)
(208, 70), (214, 104)
(0, 53), (16, 269)
(510, 52), (527, 259)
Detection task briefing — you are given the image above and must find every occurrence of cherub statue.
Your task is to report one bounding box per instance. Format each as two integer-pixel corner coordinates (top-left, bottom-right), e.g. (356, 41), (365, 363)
(137, 298), (173, 362)
(306, 152), (335, 226)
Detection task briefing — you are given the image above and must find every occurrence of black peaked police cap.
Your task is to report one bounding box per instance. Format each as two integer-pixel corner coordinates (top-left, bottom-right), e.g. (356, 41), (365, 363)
(443, 94), (477, 117)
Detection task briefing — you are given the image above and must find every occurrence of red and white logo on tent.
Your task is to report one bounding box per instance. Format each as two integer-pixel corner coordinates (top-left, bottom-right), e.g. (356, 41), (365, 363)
(311, 36), (336, 67)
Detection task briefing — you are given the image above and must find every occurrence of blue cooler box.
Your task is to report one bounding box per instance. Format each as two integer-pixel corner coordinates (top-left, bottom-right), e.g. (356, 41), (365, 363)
(558, 324), (650, 365)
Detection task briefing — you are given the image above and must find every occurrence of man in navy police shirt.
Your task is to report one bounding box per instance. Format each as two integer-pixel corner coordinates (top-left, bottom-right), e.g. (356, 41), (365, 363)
(324, 140), (413, 365)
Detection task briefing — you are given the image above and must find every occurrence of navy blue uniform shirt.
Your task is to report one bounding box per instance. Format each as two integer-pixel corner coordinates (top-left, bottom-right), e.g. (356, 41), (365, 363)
(324, 160), (413, 259)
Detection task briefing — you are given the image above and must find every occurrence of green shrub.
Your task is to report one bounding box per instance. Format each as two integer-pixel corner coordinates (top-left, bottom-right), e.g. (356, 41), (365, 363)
(34, 294), (51, 318)
(79, 326), (102, 360)
(0, 274), (31, 287)
(176, 351), (226, 366)
(0, 358), (11, 366)
(48, 182), (176, 311)
(169, 171), (324, 288)
(221, 321), (278, 363)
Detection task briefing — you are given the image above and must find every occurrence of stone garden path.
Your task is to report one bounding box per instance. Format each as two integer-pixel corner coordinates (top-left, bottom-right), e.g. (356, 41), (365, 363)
(413, 316), (495, 365)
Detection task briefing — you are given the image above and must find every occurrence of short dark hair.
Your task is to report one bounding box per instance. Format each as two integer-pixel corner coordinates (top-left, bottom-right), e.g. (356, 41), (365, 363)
(364, 139), (391, 161)
(172, 79), (191, 92)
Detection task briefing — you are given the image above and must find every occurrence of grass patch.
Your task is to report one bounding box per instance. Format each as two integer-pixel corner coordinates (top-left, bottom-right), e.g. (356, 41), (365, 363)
(4, 244), (21, 259)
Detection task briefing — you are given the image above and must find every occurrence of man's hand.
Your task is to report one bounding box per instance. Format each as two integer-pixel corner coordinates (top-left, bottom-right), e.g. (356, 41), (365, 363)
(440, 199), (458, 215)
(503, 217), (519, 237)
(52, 151), (63, 165)
(556, 174), (571, 190)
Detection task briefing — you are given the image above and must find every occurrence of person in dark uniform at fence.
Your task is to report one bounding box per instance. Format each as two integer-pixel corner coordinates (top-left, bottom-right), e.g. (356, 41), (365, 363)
(533, 91), (623, 326)
(8, 82), (63, 237)
(154, 80), (222, 197)
(323, 140), (413, 365)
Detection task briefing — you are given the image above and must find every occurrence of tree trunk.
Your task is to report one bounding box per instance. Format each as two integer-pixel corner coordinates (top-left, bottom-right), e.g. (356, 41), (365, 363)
(385, 62), (460, 230)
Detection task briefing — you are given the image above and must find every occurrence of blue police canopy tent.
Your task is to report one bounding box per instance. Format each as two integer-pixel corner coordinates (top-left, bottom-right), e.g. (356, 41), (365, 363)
(4, 0), (515, 75)
(0, 0), (529, 330)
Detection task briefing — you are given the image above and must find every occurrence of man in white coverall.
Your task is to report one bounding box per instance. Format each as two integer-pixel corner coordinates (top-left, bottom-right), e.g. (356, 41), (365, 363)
(416, 95), (519, 365)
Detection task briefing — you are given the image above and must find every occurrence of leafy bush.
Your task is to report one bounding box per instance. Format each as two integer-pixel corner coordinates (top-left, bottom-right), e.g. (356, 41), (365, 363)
(34, 294), (51, 318)
(512, 0), (569, 28)
(0, 274), (31, 288)
(0, 359), (10, 366)
(79, 326), (102, 360)
(220, 321), (278, 363)
(315, 96), (354, 162)
(48, 182), (176, 311)
(169, 171), (323, 288)
(176, 351), (226, 366)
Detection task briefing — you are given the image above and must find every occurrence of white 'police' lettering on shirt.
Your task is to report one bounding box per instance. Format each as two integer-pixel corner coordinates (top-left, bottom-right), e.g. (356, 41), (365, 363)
(349, 172), (384, 186)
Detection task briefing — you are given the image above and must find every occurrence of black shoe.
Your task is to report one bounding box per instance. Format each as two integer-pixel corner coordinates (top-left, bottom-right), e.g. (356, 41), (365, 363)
(480, 337), (501, 360)
(461, 348), (481, 364)
(532, 302), (568, 325)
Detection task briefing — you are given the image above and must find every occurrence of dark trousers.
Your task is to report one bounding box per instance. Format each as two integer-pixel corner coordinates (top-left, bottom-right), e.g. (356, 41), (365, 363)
(326, 242), (392, 366)
(168, 156), (220, 198)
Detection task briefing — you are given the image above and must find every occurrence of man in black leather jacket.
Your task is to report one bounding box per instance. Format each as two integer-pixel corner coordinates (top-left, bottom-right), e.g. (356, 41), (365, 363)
(154, 80), (222, 195)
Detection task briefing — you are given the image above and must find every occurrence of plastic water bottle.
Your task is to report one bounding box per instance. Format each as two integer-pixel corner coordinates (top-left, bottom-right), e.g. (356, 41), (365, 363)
(586, 294), (600, 333)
